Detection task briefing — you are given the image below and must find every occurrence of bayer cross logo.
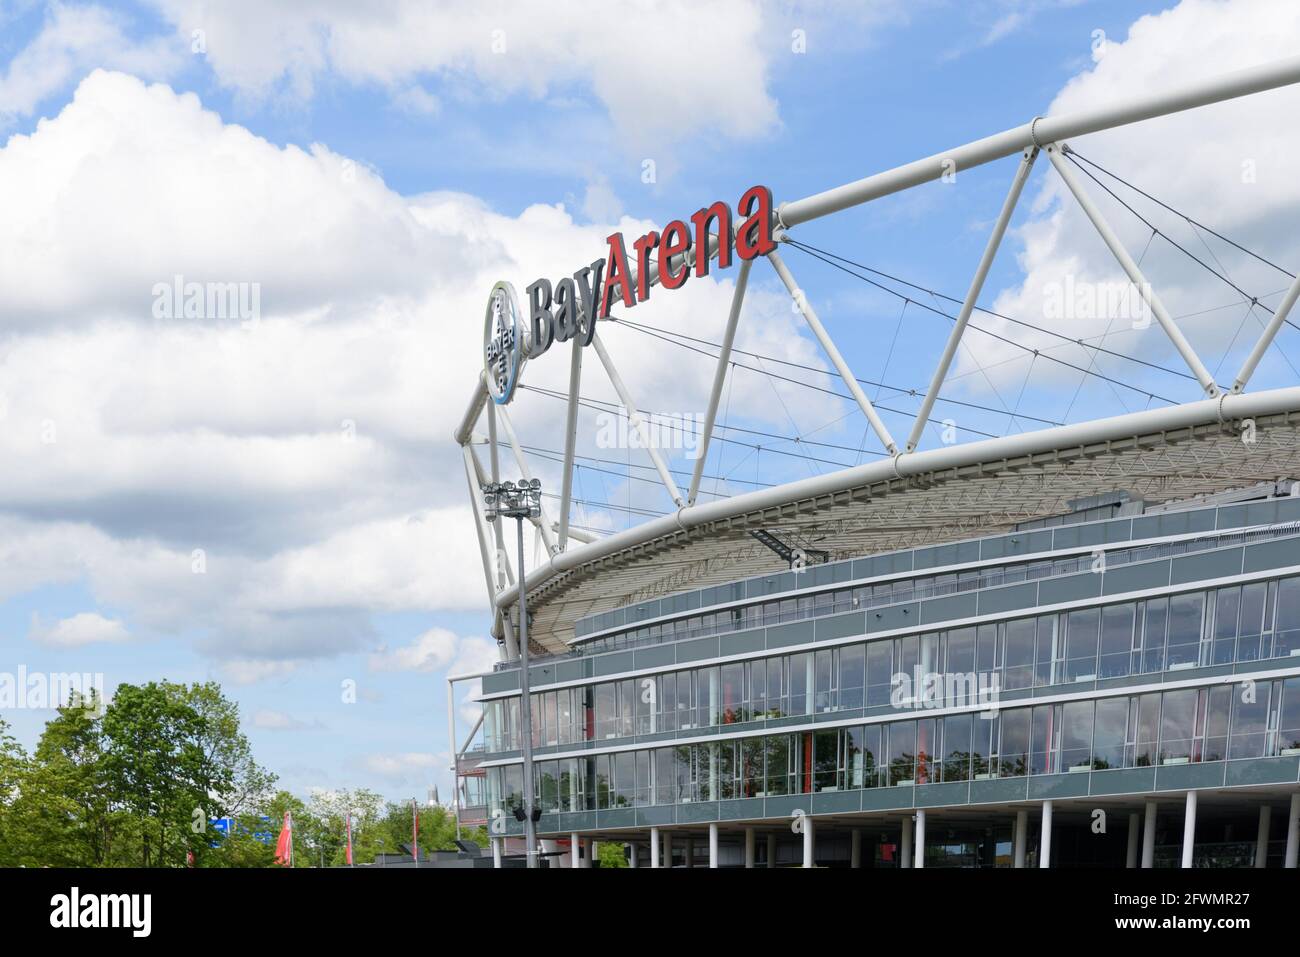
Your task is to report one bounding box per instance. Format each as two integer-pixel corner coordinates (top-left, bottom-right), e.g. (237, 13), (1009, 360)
(484, 281), (523, 404)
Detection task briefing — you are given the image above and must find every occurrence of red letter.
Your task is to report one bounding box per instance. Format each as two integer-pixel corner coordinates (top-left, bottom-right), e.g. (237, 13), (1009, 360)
(658, 220), (691, 290)
(690, 201), (732, 278)
(736, 185), (775, 261)
(601, 232), (636, 317)
(632, 230), (659, 302)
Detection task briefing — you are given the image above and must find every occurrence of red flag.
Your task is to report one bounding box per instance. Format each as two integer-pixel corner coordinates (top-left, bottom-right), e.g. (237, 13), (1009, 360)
(345, 811), (353, 866)
(275, 811), (293, 867)
(412, 799), (419, 866)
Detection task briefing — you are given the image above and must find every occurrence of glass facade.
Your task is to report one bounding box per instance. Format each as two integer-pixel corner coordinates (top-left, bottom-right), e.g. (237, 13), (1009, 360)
(484, 573), (1300, 752)
(486, 676), (1300, 814)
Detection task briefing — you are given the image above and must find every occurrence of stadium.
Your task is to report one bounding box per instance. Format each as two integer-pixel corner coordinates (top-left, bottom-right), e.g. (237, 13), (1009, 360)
(450, 55), (1300, 868)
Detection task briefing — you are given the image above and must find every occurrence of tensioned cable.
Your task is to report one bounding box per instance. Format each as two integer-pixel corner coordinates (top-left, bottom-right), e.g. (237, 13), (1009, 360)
(605, 315), (1004, 438)
(1065, 148), (1297, 280)
(782, 238), (1183, 404)
(1061, 147), (1300, 335)
(613, 313), (1061, 427)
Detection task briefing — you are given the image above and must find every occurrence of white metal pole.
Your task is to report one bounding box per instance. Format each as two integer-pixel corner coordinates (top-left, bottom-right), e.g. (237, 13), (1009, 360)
(447, 678), (460, 842)
(650, 827), (660, 868)
(689, 257), (752, 504)
(515, 517), (537, 870)
(1233, 271), (1300, 392)
(709, 823), (719, 868)
(768, 248), (899, 455)
(629, 844), (638, 868)
(1286, 793), (1300, 869)
(778, 55), (1300, 229)
(1255, 804), (1272, 868)
(492, 836), (502, 869)
(571, 832), (581, 869)
(906, 147), (1038, 452)
(1039, 801), (1053, 869)
(1047, 143), (1219, 397)
(1181, 791), (1198, 868)
(914, 809), (926, 869)
(590, 331), (686, 505)
(802, 815), (814, 868)
(745, 828), (755, 868)
(1142, 800), (1158, 869)
(557, 335), (584, 549)
(1014, 809), (1028, 868)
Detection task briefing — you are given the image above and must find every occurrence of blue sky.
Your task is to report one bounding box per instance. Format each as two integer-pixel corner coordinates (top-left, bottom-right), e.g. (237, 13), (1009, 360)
(3, 0), (1300, 804)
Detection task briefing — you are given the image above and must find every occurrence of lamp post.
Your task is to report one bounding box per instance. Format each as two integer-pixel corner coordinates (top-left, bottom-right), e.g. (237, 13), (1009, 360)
(483, 477), (543, 869)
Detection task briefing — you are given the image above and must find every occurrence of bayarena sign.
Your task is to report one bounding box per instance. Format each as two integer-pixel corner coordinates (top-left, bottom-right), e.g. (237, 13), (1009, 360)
(484, 185), (774, 404)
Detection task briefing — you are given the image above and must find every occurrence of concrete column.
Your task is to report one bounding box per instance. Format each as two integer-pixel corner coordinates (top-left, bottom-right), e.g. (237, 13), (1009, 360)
(684, 836), (694, 868)
(900, 816), (912, 869)
(1039, 801), (1053, 869)
(1286, 793), (1300, 869)
(589, 840), (599, 868)
(629, 843), (638, 868)
(744, 828), (755, 868)
(1013, 809), (1028, 869)
(914, 809), (926, 869)
(1142, 800), (1157, 869)
(1126, 812), (1140, 868)
(709, 823), (719, 868)
(1181, 791), (1197, 869)
(664, 831), (673, 868)
(850, 829), (862, 869)
(1255, 804), (1272, 868)
(802, 815), (815, 868)
(766, 832), (776, 868)
(492, 837), (502, 869)
(571, 833), (581, 869)
(650, 827), (660, 868)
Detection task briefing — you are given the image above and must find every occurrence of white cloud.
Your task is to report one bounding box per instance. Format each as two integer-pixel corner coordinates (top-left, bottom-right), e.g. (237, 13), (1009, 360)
(951, 0), (1300, 416)
(28, 610), (129, 647)
(0, 70), (829, 678)
(361, 751), (444, 787)
(0, 2), (181, 123)
(139, 0), (781, 152)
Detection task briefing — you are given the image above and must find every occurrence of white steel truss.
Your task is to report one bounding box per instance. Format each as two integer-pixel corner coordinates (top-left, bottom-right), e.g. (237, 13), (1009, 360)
(452, 54), (1300, 657)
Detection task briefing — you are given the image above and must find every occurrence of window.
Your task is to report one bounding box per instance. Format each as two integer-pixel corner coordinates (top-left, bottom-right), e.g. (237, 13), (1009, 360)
(613, 751), (635, 806)
(887, 720), (915, 785)
(1035, 615), (1061, 686)
(813, 729), (839, 791)
(593, 754), (612, 809)
(1166, 592), (1205, 669)
(1099, 603), (1135, 678)
(716, 740), (737, 799)
(942, 713), (972, 782)
(657, 673), (677, 732)
(765, 736), (790, 795)
(617, 679), (635, 737)
(1229, 681), (1272, 759)
(946, 628), (975, 706)
(814, 650), (834, 712)
(840, 644), (865, 711)
(844, 726), (866, 789)
(1203, 686), (1231, 762)
(1003, 618), (1036, 691)
(1212, 586), (1240, 665)
(1060, 700), (1094, 771)
(998, 709), (1029, 777)
(741, 738), (763, 798)
(1158, 688), (1198, 764)
(1131, 693), (1160, 767)
(1030, 704), (1057, 775)
(748, 658), (768, 716)
(720, 663), (745, 724)
(1274, 577), (1300, 658)
(1237, 582), (1268, 662)
(594, 683), (617, 739)
(789, 653), (811, 715)
(1065, 608), (1100, 682)
(1094, 697), (1128, 770)
(1141, 599), (1167, 674)
(860, 724), (882, 788)
(916, 718), (937, 784)
(867, 640), (893, 707)
(1277, 677), (1300, 755)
